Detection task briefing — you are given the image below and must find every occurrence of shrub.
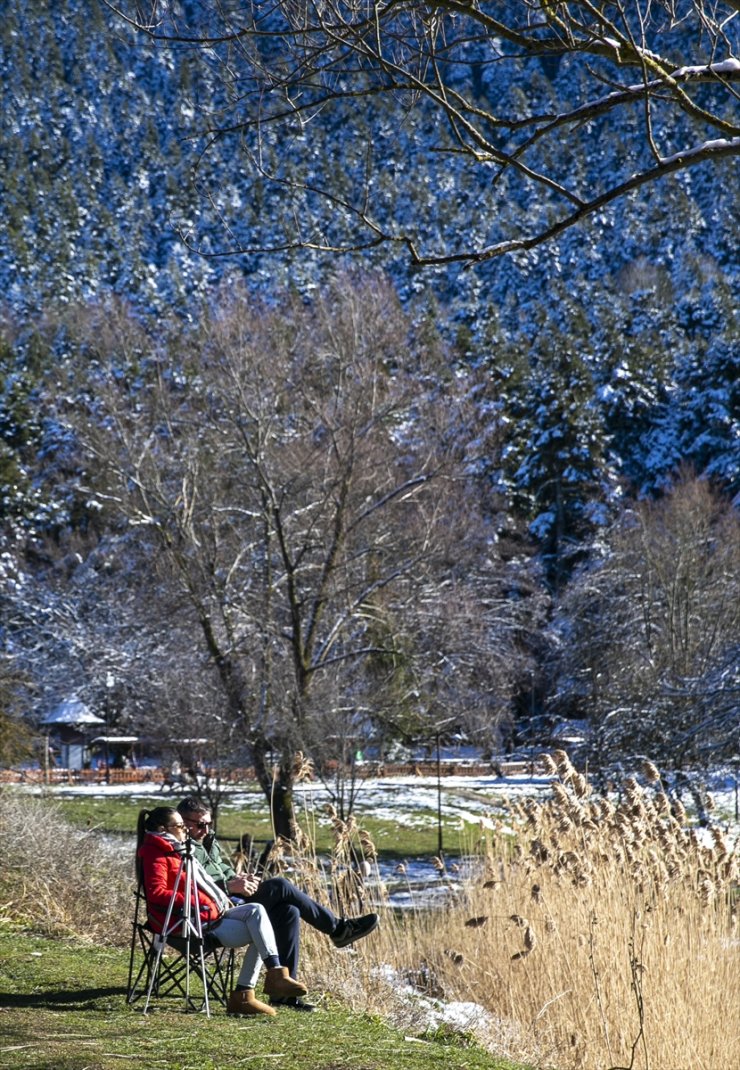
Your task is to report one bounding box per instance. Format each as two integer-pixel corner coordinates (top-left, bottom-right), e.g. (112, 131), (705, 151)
(0, 789), (133, 943)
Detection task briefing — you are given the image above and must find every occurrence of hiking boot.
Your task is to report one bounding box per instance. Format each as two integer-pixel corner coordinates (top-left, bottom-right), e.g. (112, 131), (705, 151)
(331, 913), (380, 948)
(269, 996), (317, 1012)
(227, 988), (276, 1017)
(262, 966), (308, 999)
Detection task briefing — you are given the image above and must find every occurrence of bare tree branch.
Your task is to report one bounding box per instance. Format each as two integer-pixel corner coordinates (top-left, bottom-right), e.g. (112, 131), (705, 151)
(106, 1), (740, 264)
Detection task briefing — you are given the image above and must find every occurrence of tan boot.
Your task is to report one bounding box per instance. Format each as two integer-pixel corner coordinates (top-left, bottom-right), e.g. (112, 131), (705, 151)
(227, 988), (277, 1017)
(262, 966), (308, 999)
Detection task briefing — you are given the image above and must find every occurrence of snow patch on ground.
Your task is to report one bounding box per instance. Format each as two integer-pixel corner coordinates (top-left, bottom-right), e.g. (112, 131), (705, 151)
(14, 767), (738, 831)
(373, 964), (548, 1065)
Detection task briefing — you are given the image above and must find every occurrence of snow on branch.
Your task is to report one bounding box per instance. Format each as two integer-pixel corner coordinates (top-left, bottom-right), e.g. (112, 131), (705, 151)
(105, 0), (740, 266)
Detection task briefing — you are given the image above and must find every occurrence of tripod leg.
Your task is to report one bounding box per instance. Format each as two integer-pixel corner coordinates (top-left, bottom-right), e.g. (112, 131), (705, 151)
(187, 861), (212, 1016)
(183, 858), (192, 1011)
(143, 857), (187, 1015)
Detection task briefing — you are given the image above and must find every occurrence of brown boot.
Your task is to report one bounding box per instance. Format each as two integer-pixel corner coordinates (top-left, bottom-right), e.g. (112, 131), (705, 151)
(262, 966), (308, 1000)
(227, 988), (277, 1017)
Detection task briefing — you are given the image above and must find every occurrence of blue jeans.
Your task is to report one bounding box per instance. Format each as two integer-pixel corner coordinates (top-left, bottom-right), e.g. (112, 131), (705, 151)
(246, 877), (338, 979)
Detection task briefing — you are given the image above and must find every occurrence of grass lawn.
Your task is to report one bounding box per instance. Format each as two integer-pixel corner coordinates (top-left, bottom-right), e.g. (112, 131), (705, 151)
(50, 792), (468, 861)
(0, 928), (527, 1070)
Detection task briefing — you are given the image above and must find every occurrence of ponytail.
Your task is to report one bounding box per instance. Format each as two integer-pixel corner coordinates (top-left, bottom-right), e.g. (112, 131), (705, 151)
(136, 808), (150, 850)
(135, 806), (177, 880)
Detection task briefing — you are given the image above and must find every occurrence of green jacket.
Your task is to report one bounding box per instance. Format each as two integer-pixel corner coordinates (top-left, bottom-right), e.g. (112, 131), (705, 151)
(191, 834), (237, 891)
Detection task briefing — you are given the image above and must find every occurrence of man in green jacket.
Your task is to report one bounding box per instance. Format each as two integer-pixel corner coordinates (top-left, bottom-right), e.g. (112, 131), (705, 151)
(177, 796), (378, 1011)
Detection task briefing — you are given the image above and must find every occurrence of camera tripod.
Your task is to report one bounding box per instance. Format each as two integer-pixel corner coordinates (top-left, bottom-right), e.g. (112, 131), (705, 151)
(143, 833), (215, 1016)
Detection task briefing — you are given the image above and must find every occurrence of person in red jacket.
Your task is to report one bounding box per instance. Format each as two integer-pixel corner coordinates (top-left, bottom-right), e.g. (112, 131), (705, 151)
(136, 806), (306, 1017)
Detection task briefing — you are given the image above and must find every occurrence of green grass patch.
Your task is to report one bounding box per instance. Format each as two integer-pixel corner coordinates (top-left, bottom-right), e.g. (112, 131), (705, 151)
(49, 793), (466, 861)
(0, 928), (527, 1070)
(52, 792), (276, 843)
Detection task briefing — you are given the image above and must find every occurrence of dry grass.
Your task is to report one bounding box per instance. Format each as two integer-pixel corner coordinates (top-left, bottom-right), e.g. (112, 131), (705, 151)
(0, 788), (133, 943)
(286, 757), (739, 1069)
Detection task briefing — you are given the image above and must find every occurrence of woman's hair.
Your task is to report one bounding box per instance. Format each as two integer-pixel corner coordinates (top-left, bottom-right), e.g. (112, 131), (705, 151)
(135, 806), (179, 881)
(136, 806), (178, 849)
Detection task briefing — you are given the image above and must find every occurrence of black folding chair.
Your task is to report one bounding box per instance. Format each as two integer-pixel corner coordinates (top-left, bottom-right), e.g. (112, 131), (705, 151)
(127, 878), (235, 1015)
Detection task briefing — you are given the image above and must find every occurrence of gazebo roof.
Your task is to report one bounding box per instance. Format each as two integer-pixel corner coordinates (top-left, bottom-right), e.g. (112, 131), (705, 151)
(40, 695), (105, 726)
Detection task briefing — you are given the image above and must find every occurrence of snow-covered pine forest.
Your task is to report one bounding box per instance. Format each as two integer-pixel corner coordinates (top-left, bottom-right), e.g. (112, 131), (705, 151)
(1, 1), (738, 805)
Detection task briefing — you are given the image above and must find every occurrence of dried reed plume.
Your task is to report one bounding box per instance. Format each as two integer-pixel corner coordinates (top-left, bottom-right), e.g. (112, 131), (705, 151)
(552, 749), (575, 782)
(641, 759), (662, 783)
(291, 750), (315, 783)
(318, 753), (739, 1069)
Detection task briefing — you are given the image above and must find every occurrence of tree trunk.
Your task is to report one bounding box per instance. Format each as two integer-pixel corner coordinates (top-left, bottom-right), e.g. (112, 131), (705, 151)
(193, 615), (302, 838)
(251, 737), (300, 842)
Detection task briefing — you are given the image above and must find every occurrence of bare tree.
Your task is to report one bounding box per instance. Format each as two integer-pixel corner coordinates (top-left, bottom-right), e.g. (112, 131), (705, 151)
(67, 275), (522, 837)
(547, 472), (740, 766)
(107, 1), (740, 266)
(144, 661), (248, 818)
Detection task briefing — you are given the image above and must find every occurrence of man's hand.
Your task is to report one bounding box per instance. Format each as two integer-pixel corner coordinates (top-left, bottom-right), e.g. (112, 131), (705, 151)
(227, 874), (260, 896)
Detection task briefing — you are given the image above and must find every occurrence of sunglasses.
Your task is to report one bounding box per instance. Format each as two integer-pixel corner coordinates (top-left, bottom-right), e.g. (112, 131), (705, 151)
(185, 819), (211, 830)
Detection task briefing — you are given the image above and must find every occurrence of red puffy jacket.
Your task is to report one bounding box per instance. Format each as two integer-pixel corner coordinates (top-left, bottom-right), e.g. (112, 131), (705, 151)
(137, 832), (222, 934)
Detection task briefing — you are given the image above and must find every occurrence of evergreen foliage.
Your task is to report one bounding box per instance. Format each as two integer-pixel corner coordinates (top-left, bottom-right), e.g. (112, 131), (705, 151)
(0, 1), (737, 775)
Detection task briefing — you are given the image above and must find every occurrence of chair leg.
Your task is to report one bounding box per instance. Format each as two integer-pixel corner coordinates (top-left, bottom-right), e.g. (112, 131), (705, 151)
(128, 924), (235, 1013)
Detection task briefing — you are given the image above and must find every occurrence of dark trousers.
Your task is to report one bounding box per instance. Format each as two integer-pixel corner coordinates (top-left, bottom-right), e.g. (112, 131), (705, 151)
(247, 877), (338, 979)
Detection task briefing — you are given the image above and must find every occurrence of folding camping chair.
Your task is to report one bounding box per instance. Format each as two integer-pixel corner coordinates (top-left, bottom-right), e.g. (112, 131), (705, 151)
(127, 862), (235, 1015)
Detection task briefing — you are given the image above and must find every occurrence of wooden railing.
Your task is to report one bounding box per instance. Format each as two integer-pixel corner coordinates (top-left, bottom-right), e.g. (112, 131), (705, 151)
(0, 767), (166, 785)
(0, 758), (546, 786)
